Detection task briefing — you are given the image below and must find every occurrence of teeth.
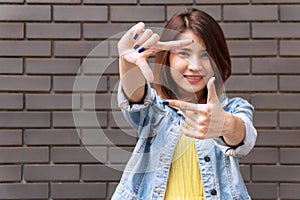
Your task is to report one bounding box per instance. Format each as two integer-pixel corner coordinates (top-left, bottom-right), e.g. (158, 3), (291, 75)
(185, 76), (201, 79)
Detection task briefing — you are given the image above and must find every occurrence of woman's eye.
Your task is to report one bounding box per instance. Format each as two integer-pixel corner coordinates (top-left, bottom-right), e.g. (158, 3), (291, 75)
(201, 52), (209, 59)
(178, 51), (189, 57)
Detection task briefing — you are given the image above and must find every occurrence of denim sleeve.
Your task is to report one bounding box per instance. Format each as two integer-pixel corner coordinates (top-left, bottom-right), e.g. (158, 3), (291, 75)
(117, 82), (155, 134)
(213, 97), (257, 157)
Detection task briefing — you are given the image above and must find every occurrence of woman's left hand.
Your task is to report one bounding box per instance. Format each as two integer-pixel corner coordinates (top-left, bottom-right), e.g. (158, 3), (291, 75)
(167, 77), (227, 139)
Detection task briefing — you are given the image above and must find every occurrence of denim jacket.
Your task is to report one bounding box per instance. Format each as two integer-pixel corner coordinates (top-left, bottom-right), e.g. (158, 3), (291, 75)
(112, 83), (257, 200)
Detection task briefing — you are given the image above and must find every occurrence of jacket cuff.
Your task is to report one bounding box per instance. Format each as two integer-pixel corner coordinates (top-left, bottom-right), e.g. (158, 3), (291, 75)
(117, 81), (153, 112)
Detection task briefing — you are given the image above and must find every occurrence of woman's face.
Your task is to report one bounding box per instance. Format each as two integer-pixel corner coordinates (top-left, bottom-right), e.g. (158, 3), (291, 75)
(169, 30), (214, 100)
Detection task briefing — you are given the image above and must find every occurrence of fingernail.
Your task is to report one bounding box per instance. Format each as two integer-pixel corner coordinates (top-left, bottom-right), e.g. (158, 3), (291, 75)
(133, 33), (138, 40)
(162, 100), (169, 105)
(133, 44), (139, 50)
(138, 47), (145, 53)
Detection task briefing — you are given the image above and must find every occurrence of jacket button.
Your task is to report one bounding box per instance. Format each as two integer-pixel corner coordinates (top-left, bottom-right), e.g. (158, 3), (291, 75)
(211, 189), (217, 195)
(204, 156), (211, 162)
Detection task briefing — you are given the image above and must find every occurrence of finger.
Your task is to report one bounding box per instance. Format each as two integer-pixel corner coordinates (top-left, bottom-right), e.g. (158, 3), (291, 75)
(207, 77), (218, 103)
(184, 109), (209, 119)
(167, 100), (207, 112)
(180, 122), (206, 140)
(137, 33), (160, 54)
(184, 116), (199, 128)
(130, 22), (145, 40)
(135, 58), (154, 83)
(180, 121), (196, 137)
(154, 39), (193, 52)
(133, 29), (153, 52)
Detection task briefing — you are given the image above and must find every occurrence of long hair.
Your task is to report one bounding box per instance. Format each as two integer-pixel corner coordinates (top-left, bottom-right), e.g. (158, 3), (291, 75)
(154, 8), (231, 102)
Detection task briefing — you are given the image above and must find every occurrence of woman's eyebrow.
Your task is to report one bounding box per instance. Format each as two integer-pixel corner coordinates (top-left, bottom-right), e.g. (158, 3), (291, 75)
(179, 48), (191, 51)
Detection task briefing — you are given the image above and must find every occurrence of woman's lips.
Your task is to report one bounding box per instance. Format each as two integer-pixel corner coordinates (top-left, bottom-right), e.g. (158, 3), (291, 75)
(184, 75), (203, 83)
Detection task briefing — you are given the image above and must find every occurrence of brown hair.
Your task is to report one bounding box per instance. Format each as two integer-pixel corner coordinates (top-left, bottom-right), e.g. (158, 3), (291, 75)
(154, 8), (231, 102)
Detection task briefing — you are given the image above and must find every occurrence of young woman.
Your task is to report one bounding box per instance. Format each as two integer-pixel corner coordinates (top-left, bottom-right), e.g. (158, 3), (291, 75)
(112, 8), (257, 200)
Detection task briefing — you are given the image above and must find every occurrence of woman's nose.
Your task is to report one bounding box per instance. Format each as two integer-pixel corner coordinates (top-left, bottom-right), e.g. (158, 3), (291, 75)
(187, 58), (204, 71)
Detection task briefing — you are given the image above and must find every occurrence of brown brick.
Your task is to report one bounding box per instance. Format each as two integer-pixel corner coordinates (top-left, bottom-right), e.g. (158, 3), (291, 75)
(53, 76), (107, 92)
(0, 23), (23, 39)
(82, 58), (119, 75)
(82, 164), (123, 181)
(108, 182), (119, 200)
(0, 58), (22, 74)
(53, 111), (107, 128)
(253, 58), (300, 74)
(27, 23), (81, 39)
(0, 41), (51, 56)
(0, 183), (48, 199)
(231, 58), (250, 74)
(81, 129), (137, 146)
(26, 58), (81, 75)
(109, 111), (131, 128)
(24, 165), (80, 181)
(196, 0), (249, 3)
(110, 76), (120, 93)
(240, 148), (278, 164)
(51, 183), (106, 199)
(252, 94), (300, 109)
(246, 183), (278, 199)
(24, 129), (80, 146)
(0, 5), (50, 21)
(228, 40), (277, 56)
(167, 6), (221, 21)
(54, 41), (107, 57)
(254, 0), (300, 2)
(280, 148), (300, 164)
(111, 6), (165, 22)
(253, 166), (300, 181)
(253, 111), (278, 128)
(51, 147), (106, 163)
(0, 93), (23, 110)
(83, 23), (132, 39)
(280, 112), (300, 128)
(26, 94), (80, 110)
(108, 147), (134, 163)
(225, 75), (277, 92)
(0, 147), (49, 163)
(280, 75), (300, 92)
(1, 0), (23, 2)
(141, 0), (193, 4)
(0, 130), (22, 146)
(84, 0), (136, 3)
(280, 40), (300, 56)
(256, 130), (300, 147)
(0, 112), (50, 128)
(54, 6), (107, 21)
(224, 5), (277, 21)
(280, 184), (300, 200)
(83, 93), (118, 110)
(28, 0), (80, 3)
(253, 23), (300, 38)
(240, 165), (250, 181)
(280, 5), (300, 21)
(0, 165), (21, 181)
(221, 23), (250, 39)
(0, 76), (50, 92)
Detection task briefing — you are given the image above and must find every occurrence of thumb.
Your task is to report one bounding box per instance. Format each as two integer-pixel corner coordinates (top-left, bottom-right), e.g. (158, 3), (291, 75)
(207, 77), (218, 103)
(136, 58), (154, 83)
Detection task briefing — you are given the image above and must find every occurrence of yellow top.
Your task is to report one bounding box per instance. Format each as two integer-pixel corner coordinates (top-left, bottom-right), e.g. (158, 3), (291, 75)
(164, 134), (205, 200)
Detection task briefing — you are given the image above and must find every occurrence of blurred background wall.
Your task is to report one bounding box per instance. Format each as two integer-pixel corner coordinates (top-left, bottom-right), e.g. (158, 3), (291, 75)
(0, 0), (299, 199)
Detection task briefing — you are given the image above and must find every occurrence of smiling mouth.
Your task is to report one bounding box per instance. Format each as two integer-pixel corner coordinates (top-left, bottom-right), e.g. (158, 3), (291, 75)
(184, 75), (203, 83)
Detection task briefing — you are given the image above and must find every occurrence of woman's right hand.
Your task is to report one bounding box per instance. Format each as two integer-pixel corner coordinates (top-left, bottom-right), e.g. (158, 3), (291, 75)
(118, 22), (193, 83)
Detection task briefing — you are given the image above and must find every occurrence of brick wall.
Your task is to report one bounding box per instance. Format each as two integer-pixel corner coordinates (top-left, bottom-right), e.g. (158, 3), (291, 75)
(0, 0), (299, 199)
